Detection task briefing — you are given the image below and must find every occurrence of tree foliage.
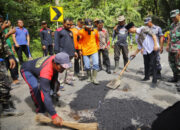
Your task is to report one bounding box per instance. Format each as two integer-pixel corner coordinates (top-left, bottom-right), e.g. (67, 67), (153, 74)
(0, 0), (180, 38)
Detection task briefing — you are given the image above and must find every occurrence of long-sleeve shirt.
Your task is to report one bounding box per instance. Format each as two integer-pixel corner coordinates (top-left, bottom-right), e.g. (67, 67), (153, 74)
(78, 28), (99, 56)
(20, 56), (58, 117)
(98, 28), (110, 49)
(0, 28), (12, 59)
(40, 28), (53, 46)
(54, 29), (75, 57)
(112, 25), (132, 46)
(136, 26), (159, 54)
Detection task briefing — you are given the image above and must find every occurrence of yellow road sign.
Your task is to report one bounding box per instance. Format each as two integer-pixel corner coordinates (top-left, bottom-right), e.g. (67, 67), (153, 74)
(50, 6), (63, 22)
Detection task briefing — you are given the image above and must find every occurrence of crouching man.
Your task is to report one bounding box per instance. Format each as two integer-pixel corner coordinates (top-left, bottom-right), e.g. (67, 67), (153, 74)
(20, 52), (71, 126)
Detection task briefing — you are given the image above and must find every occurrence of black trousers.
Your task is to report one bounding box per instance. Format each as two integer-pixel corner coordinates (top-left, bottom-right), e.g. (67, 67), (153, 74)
(5, 55), (19, 81)
(114, 44), (128, 66)
(15, 45), (29, 64)
(99, 48), (111, 69)
(43, 44), (54, 56)
(143, 51), (158, 83)
(74, 49), (80, 74)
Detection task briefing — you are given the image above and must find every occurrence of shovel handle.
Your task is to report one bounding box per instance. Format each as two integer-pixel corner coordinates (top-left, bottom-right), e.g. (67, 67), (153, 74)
(119, 60), (131, 76)
(80, 55), (84, 73)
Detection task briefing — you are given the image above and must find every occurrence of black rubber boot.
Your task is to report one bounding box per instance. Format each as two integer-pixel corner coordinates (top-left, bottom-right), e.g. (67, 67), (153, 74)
(168, 74), (178, 83)
(1, 102), (24, 117)
(113, 61), (119, 73)
(176, 75), (180, 91)
(157, 70), (162, 80)
(106, 67), (111, 74)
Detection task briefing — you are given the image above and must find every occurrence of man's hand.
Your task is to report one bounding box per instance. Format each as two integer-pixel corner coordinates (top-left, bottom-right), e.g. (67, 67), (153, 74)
(1, 20), (11, 29)
(129, 44), (133, 49)
(9, 58), (16, 69)
(79, 50), (82, 56)
(176, 50), (180, 60)
(52, 115), (63, 126)
(154, 45), (159, 51)
(74, 52), (78, 59)
(42, 45), (46, 50)
(12, 46), (16, 54)
(166, 46), (169, 52)
(15, 43), (20, 48)
(8, 27), (16, 35)
(141, 49), (144, 55)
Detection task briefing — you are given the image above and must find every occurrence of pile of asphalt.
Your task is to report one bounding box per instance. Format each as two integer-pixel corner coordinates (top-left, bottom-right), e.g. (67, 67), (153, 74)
(70, 81), (164, 130)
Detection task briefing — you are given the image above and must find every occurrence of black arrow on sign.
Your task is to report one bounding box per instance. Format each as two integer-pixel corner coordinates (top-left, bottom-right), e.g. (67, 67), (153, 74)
(52, 7), (61, 20)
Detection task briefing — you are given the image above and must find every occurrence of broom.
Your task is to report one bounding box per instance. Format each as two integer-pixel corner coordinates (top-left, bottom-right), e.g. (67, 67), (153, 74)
(35, 113), (98, 130)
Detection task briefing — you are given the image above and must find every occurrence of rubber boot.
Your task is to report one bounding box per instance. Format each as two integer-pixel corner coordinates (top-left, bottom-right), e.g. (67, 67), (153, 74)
(168, 73), (178, 83)
(106, 67), (111, 74)
(1, 102), (24, 117)
(87, 70), (92, 82)
(113, 61), (119, 73)
(157, 70), (162, 80)
(176, 75), (180, 91)
(92, 70), (99, 85)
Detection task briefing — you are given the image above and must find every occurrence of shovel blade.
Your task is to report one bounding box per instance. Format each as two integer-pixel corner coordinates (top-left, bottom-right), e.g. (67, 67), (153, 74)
(106, 78), (121, 89)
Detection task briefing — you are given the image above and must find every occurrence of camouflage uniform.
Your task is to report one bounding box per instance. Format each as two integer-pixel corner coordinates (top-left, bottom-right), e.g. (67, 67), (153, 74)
(169, 21), (180, 77)
(0, 27), (13, 108)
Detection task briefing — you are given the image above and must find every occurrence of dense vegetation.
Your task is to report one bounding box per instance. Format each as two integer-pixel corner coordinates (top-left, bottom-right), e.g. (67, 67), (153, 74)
(0, 0), (180, 58)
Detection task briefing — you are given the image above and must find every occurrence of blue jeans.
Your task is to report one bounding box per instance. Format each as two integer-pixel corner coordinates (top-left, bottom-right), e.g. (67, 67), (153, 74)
(83, 52), (99, 71)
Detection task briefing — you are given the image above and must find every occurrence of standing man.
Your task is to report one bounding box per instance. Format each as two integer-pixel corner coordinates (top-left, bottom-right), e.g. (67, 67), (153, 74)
(144, 17), (164, 79)
(40, 21), (54, 56)
(54, 18), (77, 85)
(127, 22), (159, 85)
(12, 19), (31, 64)
(166, 9), (180, 88)
(97, 20), (111, 74)
(21, 52), (71, 126)
(112, 15), (132, 73)
(78, 19), (100, 85)
(0, 19), (23, 116)
(70, 19), (83, 76)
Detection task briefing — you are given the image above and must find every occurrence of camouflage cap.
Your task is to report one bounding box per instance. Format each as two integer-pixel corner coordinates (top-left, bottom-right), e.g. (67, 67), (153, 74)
(170, 9), (180, 18)
(117, 15), (125, 22)
(144, 17), (152, 24)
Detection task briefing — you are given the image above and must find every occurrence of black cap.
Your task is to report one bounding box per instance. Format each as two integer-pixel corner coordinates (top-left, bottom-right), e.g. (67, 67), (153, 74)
(125, 22), (135, 30)
(84, 19), (93, 28)
(98, 20), (104, 23)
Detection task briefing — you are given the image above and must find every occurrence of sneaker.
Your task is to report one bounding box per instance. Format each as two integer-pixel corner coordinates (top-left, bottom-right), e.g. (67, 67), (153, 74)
(59, 86), (65, 91)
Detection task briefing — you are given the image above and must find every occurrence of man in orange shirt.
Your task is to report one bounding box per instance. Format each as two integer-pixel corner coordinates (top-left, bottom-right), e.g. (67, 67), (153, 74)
(79, 19), (100, 85)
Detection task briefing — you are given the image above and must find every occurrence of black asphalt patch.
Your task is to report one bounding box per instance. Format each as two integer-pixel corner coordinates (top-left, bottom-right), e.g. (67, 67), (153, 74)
(70, 81), (164, 130)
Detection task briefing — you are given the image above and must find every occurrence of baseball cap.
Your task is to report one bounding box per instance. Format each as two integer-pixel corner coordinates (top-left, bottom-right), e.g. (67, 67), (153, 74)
(144, 17), (152, 24)
(98, 20), (104, 23)
(94, 18), (100, 22)
(41, 21), (47, 25)
(54, 52), (72, 69)
(125, 22), (135, 30)
(117, 15), (125, 22)
(84, 19), (93, 28)
(170, 9), (180, 18)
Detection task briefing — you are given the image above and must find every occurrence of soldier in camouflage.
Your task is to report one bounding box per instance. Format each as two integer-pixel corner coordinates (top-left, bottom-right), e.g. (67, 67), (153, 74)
(0, 17), (23, 117)
(166, 9), (180, 89)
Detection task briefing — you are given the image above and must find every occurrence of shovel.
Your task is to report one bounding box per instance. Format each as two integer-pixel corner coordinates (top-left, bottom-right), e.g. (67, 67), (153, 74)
(106, 56), (135, 89)
(78, 55), (87, 80)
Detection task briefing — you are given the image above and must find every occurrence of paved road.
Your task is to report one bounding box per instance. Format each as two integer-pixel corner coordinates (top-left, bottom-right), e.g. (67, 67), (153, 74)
(1, 50), (180, 130)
